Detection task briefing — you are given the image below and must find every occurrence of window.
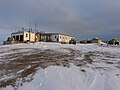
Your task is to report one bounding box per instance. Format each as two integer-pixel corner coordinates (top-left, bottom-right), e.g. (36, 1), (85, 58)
(16, 36), (19, 40)
(20, 35), (23, 41)
(55, 35), (56, 38)
(13, 36), (15, 39)
(26, 34), (28, 37)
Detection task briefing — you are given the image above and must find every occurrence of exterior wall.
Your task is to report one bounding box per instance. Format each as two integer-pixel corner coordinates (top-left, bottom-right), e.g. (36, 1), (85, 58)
(91, 39), (102, 44)
(114, 40), (120, 45)
(40, 33), (74, 43)
(23, 32), (30, 41)
(58, 34), (74, 43)
(11, 32), (23, 41)
(91, 40), (98, 43)
(29, 32), (35, 42)
(116, 40), (120, 42)
(116, 40), (120, 45)
(11, 31), (35, 42)
(51, 35), (59, 42)
(58, 34), (63, 42)
(36, 33), (45, 42)
(45, 35), (51, 42)
(98, 40), (102, 44)
(35, 33), (40, 42)
(41, 35), (46, 41)
(49, 34), (73, 43)
(43, 35), (46, 42)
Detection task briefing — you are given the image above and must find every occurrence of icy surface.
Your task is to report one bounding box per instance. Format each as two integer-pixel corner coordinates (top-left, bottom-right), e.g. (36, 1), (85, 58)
(0, 42), (120, 90)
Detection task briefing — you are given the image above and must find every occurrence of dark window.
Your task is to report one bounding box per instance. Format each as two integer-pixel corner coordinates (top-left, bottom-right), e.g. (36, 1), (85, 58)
(57, 38), (59, 42)
(16, 36), (19, 40)
(20, 35), (23, 41)
(13, 36), (15, 39)
(26, 34), (28, 37)
(55, 36), (56, 38)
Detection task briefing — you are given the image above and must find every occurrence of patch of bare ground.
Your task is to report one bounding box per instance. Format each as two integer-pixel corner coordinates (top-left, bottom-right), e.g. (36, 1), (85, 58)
(0, 47), (120, 89)
(0, 48), (80, 88)
(74, 51), (95, 67)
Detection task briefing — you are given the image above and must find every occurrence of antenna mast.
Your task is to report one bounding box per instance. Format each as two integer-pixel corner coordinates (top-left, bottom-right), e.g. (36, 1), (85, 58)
(35, 21), (37, 33)
(29, 20), (32, 32)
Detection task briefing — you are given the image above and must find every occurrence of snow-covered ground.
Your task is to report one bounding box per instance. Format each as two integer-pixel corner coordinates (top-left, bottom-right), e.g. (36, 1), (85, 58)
(0, 42), (120, 90)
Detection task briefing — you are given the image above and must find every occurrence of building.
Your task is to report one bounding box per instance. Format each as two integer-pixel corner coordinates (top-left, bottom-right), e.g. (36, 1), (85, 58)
(91, 37), (103, 44)
(4, 30), (75, 45)
(109, 39), (120, 45)
(44, 33), (75, 43)
(80, 37), (103, 44)
(11, 31), (36, 42)
(80, 40), (91, 44)
(35, 32), (45, 42)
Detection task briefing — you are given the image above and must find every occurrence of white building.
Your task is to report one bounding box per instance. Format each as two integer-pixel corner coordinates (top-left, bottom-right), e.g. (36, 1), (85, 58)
(44, 33), (75, 43)
(11, 31), (36, 42)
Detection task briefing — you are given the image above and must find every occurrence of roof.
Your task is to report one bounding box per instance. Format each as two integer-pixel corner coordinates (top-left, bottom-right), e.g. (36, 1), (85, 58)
(110, 39), (120, 41)
(91, 37), (100, 41)
(11, 30), (35, 35)
(110, 39), (120, 42)
(45, 33), (74, 37)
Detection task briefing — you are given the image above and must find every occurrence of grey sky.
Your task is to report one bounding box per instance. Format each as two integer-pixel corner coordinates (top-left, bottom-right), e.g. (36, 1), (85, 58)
(0, 0), (120, 43)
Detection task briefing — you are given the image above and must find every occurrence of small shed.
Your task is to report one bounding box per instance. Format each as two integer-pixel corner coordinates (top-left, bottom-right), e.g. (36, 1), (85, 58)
(109, 39), (120, 45)
(91, 37), (102, 44)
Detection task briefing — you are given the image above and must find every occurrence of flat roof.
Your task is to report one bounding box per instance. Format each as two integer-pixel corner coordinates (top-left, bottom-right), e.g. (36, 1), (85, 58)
(45, 33), (74, 37)
(11, 31), (35, 34)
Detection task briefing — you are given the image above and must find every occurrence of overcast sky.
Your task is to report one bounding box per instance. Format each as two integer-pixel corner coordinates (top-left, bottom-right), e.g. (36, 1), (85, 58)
(0, 0), (120, 43)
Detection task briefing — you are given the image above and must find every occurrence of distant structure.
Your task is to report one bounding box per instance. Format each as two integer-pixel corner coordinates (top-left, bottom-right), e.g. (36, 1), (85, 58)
(80, 37), (103, 44)
(108, 39), (120, 45)
(91, 37), (103, 44)
(80, 40), (91, 44)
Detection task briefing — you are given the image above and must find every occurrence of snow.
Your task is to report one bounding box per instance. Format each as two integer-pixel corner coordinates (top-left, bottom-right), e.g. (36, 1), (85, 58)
(17, 65), (89, 90)
(10, 65), (120, 90)
(0, 42), (120, 90)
